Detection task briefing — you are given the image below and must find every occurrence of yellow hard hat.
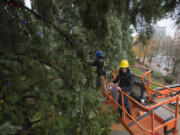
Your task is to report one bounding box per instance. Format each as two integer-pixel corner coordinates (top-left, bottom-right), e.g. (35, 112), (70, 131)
(120, 60), (129, 68)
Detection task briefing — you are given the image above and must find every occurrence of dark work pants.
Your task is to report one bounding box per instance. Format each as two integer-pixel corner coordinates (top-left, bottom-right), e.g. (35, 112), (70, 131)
(118, 93), (131, 116)
(96, 75), (101, 89)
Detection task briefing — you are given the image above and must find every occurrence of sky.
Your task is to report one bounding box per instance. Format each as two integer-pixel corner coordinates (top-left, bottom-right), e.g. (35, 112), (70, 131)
(25, 0), (177, 38)
(25, 0), (31, 9)
(132, 19), (177, 38)
(157, 18), (177, 38)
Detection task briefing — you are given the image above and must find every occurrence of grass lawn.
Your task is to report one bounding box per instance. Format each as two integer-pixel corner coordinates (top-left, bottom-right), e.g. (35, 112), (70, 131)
(130, 67), (144, 76)
(130, 67), (164, 89)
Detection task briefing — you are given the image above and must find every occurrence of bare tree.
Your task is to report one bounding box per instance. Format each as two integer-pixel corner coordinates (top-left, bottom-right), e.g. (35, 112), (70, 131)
(172, 45), (180, 75)
(161, 37), (174, 70)
(147, 37), (162, 64)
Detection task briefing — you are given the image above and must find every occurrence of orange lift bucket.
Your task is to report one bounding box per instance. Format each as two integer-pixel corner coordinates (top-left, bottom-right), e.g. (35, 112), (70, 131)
(101, 66), (180, 135)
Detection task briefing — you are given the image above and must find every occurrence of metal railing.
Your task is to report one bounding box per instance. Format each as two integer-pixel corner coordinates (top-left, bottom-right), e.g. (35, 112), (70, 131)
(101, 66), (180, 135)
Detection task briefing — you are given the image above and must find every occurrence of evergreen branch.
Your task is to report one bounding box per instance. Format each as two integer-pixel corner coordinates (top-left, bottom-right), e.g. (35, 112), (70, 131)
(17, 113), (53, 134)
(14, 52), (68, 85)
(25, 8), (72, 45)
(3, 0), (73, 47)
(0, 48), (67, 87)
(31, 114), (53, 125)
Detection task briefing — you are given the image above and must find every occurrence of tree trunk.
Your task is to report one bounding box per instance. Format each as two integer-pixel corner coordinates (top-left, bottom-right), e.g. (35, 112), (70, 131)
(175, 62), (180, 83)
(159, 55), (163, 66)
(143, 53), (146, 64)
(167, 57), (171, 70)
(149, 55), (153, 65)
(172, 61), (177, 75)
(143, 48), (148, 64)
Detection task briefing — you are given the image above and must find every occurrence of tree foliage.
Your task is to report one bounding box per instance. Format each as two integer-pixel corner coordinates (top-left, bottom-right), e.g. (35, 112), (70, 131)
(0, 0), (179, 134)
(0, 122), (22, 135)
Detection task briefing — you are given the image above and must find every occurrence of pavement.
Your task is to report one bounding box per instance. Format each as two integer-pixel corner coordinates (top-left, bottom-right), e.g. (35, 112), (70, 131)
(111, 130), (130, 135)
(110, 123), (130, 135)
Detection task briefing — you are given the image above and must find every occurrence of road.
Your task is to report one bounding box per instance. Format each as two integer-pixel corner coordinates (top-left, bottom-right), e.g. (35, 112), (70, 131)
(144, 61), (170, 76)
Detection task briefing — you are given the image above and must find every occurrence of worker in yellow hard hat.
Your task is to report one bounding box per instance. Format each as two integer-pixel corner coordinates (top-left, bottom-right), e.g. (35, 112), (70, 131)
(112, 60), (134, 118)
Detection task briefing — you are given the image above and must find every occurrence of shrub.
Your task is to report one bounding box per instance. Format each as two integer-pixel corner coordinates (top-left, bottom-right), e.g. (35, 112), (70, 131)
(153, 72), (163, 79)
(163, 75), (175, 84)
(145, 65), (150, 68)
(130, 67), (143, 76)
(157, 64), (160, 67)
(164, 68), (170, 71)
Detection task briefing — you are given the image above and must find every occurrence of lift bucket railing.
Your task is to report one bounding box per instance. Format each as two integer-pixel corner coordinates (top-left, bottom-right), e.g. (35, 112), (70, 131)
(141, 68), (179, 100)
(101, 66), (180, 135)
